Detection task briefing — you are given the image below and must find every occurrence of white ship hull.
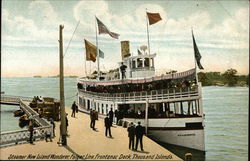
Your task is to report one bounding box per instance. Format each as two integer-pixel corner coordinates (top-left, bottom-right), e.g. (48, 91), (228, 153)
(149, 129), (205, 151)
(123, 117), (205, 151)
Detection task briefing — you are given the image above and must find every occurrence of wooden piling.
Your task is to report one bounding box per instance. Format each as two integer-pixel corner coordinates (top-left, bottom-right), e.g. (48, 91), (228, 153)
(185, 153), (192, 161)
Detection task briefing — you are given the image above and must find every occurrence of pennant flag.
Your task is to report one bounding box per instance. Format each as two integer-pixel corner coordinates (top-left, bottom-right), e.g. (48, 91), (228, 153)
(99, 49), (104, 58)
(192, 31), (204, 69)
(96, 17), (120, 39)
(138, 49), (143, 55)
(147, 12), (162, 25)
(84, 39), (97, 62)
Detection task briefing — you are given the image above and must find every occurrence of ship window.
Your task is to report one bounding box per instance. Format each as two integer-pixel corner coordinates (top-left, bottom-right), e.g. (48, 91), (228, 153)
(169, 103), (175, 113)
(87, 100), (90, 110)
(82, 98), (85, 107)
(106, 104), (108, 114)
(144, 58), (149, 67)
(132, 60), (136, 68)
(137, 58), (143, 68)
(151, 58), (154, 67)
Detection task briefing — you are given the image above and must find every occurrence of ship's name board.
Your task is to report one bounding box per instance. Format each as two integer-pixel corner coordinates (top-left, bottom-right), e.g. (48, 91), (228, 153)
(177, 133), (196, 136)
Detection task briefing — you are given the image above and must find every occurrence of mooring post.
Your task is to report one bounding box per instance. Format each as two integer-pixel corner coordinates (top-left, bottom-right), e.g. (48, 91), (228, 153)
(185, 153), (192, 161)
(145, 99), (149, 135)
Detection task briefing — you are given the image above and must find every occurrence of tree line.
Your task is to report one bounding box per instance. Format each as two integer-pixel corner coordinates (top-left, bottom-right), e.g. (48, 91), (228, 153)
(198, 68), (249, 87)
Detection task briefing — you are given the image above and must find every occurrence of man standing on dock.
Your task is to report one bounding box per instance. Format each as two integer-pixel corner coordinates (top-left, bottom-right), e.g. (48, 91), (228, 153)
(115, 109), (118, 125)
(109, 108), (114, 126)
(90, 109), (96, 130)
(28, 119), (34, 144)
(66, 113), (69, 135)
(104, 114), (112, 138)
(127, 122), (135, 150)
(71, 101), (78, 117)
(135, 122), (145, 151)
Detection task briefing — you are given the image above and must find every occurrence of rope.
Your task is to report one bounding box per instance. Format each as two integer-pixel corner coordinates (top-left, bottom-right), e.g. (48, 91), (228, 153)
(65, 93), (77, 100)
(63, 20), (80, 57)
(215, 0), (234, 19)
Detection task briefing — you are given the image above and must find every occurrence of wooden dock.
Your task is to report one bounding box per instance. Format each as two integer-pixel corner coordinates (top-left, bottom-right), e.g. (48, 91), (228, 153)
(0, 107), (183, 160)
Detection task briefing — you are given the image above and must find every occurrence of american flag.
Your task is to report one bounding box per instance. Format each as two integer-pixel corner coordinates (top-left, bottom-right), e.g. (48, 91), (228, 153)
(96, 17), (119, 39)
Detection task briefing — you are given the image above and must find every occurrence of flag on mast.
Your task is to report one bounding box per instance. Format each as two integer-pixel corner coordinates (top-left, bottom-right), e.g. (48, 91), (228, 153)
(84, 39), (105, 62)
(138, 49), (143, 55)
(147, 12), (162, 25)
(99, 49), (104, 58)
(96, 17), (120, 39)
(192, 31), (204, 69)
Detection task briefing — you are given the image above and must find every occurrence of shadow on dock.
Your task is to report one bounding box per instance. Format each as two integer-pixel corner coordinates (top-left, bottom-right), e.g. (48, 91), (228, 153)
(64, 145), (85, 161)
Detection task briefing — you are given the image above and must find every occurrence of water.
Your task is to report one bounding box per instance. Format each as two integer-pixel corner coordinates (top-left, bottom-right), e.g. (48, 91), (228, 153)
(0, 104), (21, 132)
(1, 77), (248, 160)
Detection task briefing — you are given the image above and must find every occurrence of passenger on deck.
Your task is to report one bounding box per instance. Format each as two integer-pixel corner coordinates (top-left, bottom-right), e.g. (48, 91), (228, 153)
(137, 108), (141, 118)
(120, 62), (127, 79)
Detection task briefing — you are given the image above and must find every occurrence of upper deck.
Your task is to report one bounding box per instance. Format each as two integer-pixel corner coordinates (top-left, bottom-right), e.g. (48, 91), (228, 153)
(78, 68), (196, 87)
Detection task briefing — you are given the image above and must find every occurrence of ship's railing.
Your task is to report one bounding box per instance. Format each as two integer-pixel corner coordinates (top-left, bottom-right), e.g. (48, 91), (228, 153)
(79, 85), (199, 103)
(0, 95), (53, 147)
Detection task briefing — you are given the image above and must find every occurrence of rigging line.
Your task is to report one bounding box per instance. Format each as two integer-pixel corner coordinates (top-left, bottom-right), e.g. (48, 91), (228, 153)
(63, 20), (80, 58)
(215, 0), (234, 19)
(65, 93), (78, 100)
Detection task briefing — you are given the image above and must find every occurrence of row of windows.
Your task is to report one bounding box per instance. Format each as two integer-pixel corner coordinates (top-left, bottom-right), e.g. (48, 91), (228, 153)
(131, 58), (154, 68)
(79, 97), (113, 114)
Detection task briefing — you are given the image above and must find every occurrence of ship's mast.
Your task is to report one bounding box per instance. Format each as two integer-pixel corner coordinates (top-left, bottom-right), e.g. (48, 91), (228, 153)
(146, 9), (150, 55)
(59, 25), (67, 145)
(95, 16), (100, 80)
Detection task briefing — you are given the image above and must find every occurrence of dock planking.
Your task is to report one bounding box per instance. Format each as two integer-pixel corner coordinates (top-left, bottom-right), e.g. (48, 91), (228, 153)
(0, 107), (182, 161)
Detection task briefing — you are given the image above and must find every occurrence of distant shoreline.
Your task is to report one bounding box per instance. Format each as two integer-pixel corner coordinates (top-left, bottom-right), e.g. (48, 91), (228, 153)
(1, 76), (248, 88)
(32, 76), (78, 78)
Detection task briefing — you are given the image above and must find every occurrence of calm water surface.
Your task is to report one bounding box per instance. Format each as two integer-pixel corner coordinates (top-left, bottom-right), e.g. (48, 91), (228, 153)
(1, 77), (248, 161)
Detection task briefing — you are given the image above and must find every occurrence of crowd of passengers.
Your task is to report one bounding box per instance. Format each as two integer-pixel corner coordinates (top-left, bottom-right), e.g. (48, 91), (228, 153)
(117, 105), (198, 119)
(77, 78), (196, 94)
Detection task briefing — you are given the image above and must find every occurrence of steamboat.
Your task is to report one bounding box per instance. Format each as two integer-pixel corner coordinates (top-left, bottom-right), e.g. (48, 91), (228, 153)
(76, 15), (205, 151)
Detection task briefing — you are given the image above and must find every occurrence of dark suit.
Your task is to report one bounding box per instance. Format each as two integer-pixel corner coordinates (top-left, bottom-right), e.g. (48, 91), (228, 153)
(28, 122), (34, 144)
(127, 125), (135, 149)
(114, 110), (118, 124)
(135, 124), (145, 151)
(90, 110), (96, 129)
(71, 103), (77, 117)
(109, 110), (114, 125)
(104, 117), (112, 137)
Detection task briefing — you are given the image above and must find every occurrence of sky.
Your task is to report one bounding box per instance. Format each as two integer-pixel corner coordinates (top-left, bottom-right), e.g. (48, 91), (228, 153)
(1, 0), (249, 77)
